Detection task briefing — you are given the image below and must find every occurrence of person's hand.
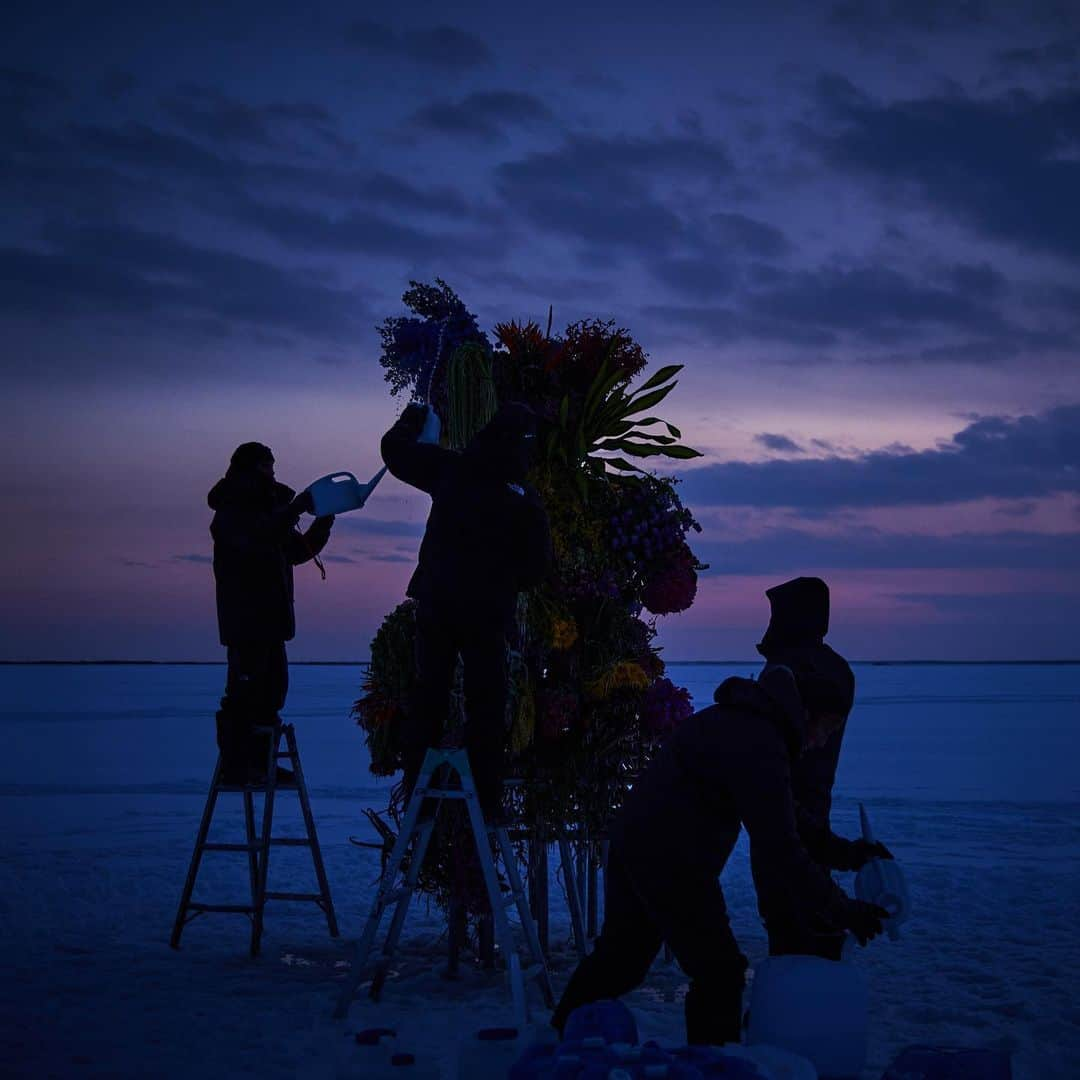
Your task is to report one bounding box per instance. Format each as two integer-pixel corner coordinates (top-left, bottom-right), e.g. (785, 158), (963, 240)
(400, 402), (428, 436)
(851, 839), (893, 869)
(292, 490), (315, 515)
(315, 514), (335, 529)
(845, 900), (891, 945)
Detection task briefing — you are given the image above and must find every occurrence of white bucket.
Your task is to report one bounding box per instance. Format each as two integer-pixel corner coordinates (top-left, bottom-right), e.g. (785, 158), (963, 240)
(746, 956), (868, 1079)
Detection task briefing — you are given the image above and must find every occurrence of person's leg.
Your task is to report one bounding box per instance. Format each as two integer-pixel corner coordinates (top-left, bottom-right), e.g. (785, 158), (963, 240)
(551, 848), (663, 1035)
(653, 875), (748, 1045)
(459, 622), (509, 818)
(405, 604), (457, 798)
(248, 642), (291, 778)
(220, 642), (274, 781)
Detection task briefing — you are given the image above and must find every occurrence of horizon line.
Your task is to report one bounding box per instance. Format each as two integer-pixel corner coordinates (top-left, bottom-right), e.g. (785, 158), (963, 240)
(2, 658), (1079, 667)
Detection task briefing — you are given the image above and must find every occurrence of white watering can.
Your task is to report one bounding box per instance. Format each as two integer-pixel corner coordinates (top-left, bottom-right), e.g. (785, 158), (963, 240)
(307, 466), (387, 517)
(853, 803), (910, 941)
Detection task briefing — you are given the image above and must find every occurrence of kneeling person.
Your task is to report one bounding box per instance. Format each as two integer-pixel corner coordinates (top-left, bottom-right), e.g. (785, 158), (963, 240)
(551, 645), (888, 1046)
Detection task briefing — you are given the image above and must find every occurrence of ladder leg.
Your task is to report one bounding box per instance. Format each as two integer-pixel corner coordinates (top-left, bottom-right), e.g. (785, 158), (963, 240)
(334, 750), (442, 1018)
(557, 830), (588, 961)
(250, 729), (280, 958)
(495, 824), (555, 1009)
(285, 725), (338, 937)
(243, 790), (258, 910)
(170, 756), (223, 948)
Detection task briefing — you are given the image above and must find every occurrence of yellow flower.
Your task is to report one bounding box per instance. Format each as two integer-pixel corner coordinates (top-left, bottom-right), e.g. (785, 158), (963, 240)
(551, 616), (579, 651)
(511, 688), (536, 753)
(585, 661), (649, 701)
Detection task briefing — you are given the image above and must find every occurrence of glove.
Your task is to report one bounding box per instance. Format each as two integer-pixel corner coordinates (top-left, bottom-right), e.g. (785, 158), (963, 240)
(400, 402), (428, 437)
(845, 900), (891, 946)
(850, 838), (893, 870)
(291, 490), (315, 516)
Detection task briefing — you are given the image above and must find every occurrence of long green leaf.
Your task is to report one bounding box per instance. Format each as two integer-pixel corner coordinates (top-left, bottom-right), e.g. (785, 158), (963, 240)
(657, 445), (703, 458)
(623, 384), (676, 415)
(632, 363), (683, 394)
(603, 457), (647, 474)
(558, 394), (569, 428)
(632, 417), (682, 438)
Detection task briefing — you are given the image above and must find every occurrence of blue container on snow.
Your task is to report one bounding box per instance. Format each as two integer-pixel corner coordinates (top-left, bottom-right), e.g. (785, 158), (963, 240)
(563, 1000), (640, 1046)
(881, 1045), (1012, 1080)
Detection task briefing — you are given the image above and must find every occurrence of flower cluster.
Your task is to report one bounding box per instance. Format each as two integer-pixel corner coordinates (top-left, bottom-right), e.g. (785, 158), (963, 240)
(642, 677), (694, 736)
(642, 542), (699, 615)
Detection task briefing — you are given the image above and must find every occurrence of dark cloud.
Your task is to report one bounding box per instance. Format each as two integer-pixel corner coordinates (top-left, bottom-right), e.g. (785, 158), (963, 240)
(343, 21), (492, 70)
(995, 35), (1080, 78)
(828, 0), (993, 34)
(0, 68), (67, 115)
(643, 302), (838, 347)
(708, 213), (790, 257)
(814, 81), (1080, 261)
(99, 70), (136, 101)
(367, 552), (415, 563)
(495, 133), (734, 256)
(160, 85), (349, 153)
(323, 554), (359, 564)
(949, 262), (1007, 299)
(334, 517), (424, 538)
(695, 526), (1080, 575)
(173, 553), (211, 564)
(679, 404), (1080, 510)
(755, 433), (805, 454)
(408, 91), (554, 142)
(3, 224), (367, 343)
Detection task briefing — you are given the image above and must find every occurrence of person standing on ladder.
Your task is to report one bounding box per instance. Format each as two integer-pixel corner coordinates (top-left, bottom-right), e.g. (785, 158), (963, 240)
(208, 442), (335, 785)
(380, 401), (552, 821)
(752, 577), (893, 960)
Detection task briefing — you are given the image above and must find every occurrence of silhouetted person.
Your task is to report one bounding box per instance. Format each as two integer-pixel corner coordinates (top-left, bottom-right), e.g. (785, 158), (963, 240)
(381, 402), (552, 818)
(208, 442), (334, 784)
(752, 577), (892, 960)
(550, 643), (889, 1046)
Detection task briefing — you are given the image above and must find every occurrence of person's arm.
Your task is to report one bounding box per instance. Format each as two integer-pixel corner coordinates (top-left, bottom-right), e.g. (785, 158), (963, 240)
(285, 515), (334, 566)
(380, 404), (455, 496)
(725, 719), (854, 929)
(211, 491), (312, 553)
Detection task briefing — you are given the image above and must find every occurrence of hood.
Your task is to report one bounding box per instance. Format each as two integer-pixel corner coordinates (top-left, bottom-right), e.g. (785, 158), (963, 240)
(757, 576), (829, 656)
(208, 472), (296, 511)
(713, 670), (806, 759)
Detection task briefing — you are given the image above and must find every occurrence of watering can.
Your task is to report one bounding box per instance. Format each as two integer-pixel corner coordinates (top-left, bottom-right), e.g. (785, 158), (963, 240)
(853, 803), (910, 941)
(306, 466), (387, 518)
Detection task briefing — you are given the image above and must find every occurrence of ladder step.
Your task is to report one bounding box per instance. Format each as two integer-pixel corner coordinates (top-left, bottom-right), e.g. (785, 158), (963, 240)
(264, 891), (324, 902)
(187, 903), (255, 914)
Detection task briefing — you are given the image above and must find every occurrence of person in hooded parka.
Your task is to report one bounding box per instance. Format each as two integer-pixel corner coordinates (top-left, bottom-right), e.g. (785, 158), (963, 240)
(380, 401), (553, 819)
(752, 577), (893, 959)
(208, 442), (334, 783)
(549, 637), (890, 1047)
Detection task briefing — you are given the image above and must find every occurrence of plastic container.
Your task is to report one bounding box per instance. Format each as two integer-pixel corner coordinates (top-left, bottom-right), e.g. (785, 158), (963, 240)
(307, 466), (387, 517)
(881, 1045), (1012, 1080)
(564, 1000), (639, 1046)
(745, 956), (868, 1079)
(453, 1027), (524, 1080)
(717, 1044), (817, 1080)
(854, 803), (910, 941)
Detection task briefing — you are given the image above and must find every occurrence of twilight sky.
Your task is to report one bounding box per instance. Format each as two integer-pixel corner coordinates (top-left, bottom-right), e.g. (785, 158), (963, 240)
(3, 0), (1079, 661)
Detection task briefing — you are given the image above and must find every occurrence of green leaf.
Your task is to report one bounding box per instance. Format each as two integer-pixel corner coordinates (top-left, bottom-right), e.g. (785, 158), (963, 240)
(657, 445), (703, 459)
(622, 384), (675, 415)
(632, 417), (682, 438)
(603, 457), (647, 474)
(558, 394), (569, 428)
(632, 363), (683, 394)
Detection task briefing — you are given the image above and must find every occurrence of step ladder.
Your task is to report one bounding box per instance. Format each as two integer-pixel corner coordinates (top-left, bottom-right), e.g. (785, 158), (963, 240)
(334, 748), (555, 1024)
(170, 721), (338, 957)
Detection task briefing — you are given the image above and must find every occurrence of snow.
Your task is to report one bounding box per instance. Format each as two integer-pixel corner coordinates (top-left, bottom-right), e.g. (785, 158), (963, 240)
(2, 662), (1078, 1079)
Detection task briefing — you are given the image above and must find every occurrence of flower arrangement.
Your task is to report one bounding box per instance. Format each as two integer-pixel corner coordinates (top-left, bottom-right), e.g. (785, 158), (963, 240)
(354, 281), (707, 914)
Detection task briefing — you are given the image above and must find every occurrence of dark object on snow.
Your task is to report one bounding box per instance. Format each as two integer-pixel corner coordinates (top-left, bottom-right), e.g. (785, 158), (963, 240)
(881, 1045), (1012, 1080)
(552, 668), (874, 1046)
(381, 402), (553, 815)
(208, 447), (333, 780)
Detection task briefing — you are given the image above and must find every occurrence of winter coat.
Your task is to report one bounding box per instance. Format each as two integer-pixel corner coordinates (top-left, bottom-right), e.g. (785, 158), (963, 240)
(208, 472), (332, 646)
(610, 670), (853, 929)
(380, 408), (553, 627)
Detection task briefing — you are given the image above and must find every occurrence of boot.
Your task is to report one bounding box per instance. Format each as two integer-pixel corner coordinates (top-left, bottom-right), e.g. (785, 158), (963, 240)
(216, 709), (250, 785)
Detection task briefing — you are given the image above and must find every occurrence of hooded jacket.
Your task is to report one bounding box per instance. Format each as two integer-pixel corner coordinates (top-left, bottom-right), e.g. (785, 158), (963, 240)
(609, 669), (853, 929)
(208, 472), (332, 645)
(380, 405), (553, 625)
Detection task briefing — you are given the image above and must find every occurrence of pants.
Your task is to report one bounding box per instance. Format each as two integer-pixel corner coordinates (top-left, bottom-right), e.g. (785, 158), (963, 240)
(217, 641), (289, 776)
(405, 603), (509, 816)
(551, 847), (749, 1046)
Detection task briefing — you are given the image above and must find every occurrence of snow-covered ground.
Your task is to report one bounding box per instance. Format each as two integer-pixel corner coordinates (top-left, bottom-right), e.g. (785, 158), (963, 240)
(2, 662), (1078, 1079)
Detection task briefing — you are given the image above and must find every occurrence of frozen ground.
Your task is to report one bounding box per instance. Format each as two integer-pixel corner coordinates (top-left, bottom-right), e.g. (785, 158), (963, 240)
(1, 662), (1078, 1079)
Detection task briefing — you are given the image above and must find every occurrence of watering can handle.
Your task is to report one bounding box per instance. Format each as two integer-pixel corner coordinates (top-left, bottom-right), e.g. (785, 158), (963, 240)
(859, 802), (875, 844)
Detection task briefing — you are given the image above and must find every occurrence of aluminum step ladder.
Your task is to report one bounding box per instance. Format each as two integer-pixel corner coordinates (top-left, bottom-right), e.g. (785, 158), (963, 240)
(334, 747), (554, 1024)
(170, 721), (338, 957)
